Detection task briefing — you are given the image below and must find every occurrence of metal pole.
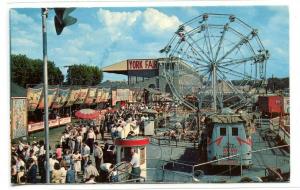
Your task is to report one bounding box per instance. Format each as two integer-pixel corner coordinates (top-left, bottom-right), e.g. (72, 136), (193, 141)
(42, 8), (50, 184)
(212, 64), (217, 112)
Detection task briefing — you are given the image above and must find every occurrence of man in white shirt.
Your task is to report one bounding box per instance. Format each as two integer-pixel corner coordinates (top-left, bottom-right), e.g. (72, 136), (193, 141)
(129, 148), (141, 182)
(93, 142), (103, 172)
(16, 156), (25, 172)
(81, 143), (90, 171)
(49, 154), (59, 173)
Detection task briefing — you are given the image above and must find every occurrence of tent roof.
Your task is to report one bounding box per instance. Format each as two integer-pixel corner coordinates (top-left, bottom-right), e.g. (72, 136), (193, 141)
(102, 60), (128, 74)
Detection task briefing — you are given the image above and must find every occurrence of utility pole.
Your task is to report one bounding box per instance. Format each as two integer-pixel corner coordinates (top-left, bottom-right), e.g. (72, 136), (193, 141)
(41, 8), (50, 183)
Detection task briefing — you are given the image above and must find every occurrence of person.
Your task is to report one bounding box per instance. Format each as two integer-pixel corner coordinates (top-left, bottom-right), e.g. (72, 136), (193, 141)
(93, 142), (103, 172)
(100, 163), (114, 182)
(81, 143), (90, 172)
(110, 124), (117, 140)
(106, 145), (116, 164)
(129, 148), (141, 182)
(26, 158), (37, 183)
(85, 175), (96, 184)
(72, 150), (82, 175)
(60, 163), (67, 184)
(83, 160), (99, 182)
(56, 144), (63, 162)
(86, 128), (96, 154)
(75, 132), (83, 153)
(60, 132), (70, 150)
(16, 166), (25, 184)
(66, 164), (76, 183)
(11, 159), (17, 183)
(38, 154), (46, 182)
(52, 162), (63, 183)
(16, 155), (25, 173)
(19, 176), (26, 184)
(49, 154), (59, 176)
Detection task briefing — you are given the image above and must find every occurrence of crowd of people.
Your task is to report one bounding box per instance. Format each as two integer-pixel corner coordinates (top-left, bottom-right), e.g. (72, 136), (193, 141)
(11, 102), (199, 185)
(11, 103), (158, 184)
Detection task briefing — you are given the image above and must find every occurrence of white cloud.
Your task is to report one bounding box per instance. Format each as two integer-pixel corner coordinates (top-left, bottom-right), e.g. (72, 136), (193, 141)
(97, 8), (142, 40)
(12, 38), (38, 48)
(96, 8), (181, 38)
(142, 8), (181, 35)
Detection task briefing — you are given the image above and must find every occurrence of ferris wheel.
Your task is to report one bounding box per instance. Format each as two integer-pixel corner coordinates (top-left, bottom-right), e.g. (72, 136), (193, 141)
(160, 13), (269, 112)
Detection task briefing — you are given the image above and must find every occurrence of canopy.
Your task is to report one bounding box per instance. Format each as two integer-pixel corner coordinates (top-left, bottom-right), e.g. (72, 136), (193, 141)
(75, 108), (100, 120)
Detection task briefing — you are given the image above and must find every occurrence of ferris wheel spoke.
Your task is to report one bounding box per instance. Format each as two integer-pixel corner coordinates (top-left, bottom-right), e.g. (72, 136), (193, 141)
(219, 55), (257, 67)
(216, 30), (254, 63)
(185, 33), (212, 62)
(204, 21), (215, 61)
(214, 23), (229, 62)
(218, 65), (254, 80)
(216, 70), (247, 102)
(176, 55), (210, 68)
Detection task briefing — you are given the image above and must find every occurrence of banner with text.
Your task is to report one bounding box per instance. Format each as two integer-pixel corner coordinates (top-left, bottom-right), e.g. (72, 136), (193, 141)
(65, 89), (80, 107)
(11, 98), (28, 139)
(52, 88), (70, 108)
(85, 87), (97, 104)
(74, 88), (89, 104)
(27, 88), (43, 111)
(38, 88), (58, 109)
(127, 59), (158, 71)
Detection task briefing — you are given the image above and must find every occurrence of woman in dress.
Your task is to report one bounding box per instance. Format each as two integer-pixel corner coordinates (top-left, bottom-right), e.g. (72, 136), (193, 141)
(72, 150), (82, 175)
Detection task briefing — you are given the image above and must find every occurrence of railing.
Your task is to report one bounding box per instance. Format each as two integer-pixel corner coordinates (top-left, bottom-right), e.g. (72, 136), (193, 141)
(255, 117), (289, 144)
(150, 136), (198, 149)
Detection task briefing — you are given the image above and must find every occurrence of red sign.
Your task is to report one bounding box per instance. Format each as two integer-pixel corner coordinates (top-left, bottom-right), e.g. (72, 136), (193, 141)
(128, 59), (158, 70)
(28, 117), (71, 132)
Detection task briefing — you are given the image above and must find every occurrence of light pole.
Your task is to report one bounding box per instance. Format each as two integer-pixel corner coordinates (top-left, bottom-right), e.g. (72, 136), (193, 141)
(41, 7), (77, 184)
(41, 8), (50, 184)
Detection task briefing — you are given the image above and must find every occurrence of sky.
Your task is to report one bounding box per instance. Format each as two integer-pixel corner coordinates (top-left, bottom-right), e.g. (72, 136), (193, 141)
(10, 6), (289, 81)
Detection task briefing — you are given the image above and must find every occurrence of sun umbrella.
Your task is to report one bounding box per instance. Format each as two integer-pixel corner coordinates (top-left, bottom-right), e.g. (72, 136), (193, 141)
(75, 108), (100, 120)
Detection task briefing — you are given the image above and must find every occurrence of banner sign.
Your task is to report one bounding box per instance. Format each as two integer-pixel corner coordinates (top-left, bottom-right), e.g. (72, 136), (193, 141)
(27, 88), (43, 111)
(52, 88), (70, 109)
(74, 88), (89, 104)
(38, 88), (58, 109)
(85, 87), (97, 104)
(28, 117), (71, 132)
(95, 88), (103, 103)
(11, 98), (28, 139)
(100, 89), (110, 102)
(65, 89), (80, 107)
(132, 89), (144, 102)
(116, 89), (130, 101)
(127, 59), (158, 71)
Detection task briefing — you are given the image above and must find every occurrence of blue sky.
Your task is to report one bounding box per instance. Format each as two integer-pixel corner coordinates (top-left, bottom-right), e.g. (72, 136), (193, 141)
(10, 6), (289, 81)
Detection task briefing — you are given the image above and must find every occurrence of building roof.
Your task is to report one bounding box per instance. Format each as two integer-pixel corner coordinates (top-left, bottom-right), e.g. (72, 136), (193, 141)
(102, 60), (128, 74)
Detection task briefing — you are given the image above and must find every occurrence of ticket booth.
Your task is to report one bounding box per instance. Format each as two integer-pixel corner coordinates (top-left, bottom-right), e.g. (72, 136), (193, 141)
(115, 137), (150, 179)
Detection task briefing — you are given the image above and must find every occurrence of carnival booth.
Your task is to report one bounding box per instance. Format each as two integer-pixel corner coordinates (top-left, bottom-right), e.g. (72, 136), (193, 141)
(115, 137), (150, 179)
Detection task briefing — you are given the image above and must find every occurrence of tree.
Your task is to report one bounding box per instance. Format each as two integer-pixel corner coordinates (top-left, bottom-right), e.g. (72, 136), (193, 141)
(11, 54), (64, 87)
(66, 64), (103, 85)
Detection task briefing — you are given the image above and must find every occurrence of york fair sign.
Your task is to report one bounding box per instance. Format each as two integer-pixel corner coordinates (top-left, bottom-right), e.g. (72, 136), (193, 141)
(127, 59), (158, 70)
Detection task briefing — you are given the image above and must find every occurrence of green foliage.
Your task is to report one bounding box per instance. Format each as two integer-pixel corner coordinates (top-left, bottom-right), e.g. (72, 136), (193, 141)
(66, 64), (103, 85)
(11, 54), (64, 88)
